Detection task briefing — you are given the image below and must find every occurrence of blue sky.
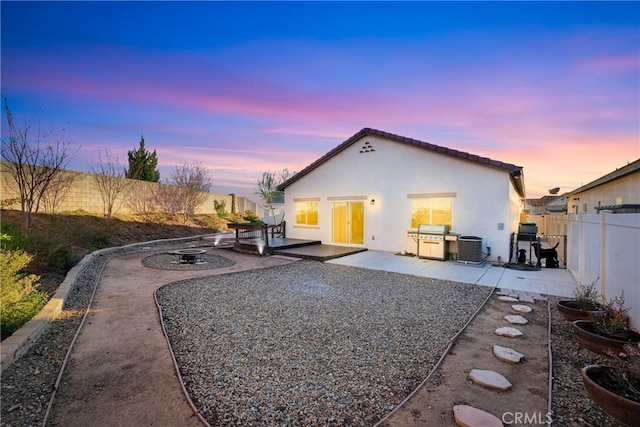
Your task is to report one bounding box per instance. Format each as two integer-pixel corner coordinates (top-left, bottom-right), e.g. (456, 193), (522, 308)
(2, 1), (639, 199)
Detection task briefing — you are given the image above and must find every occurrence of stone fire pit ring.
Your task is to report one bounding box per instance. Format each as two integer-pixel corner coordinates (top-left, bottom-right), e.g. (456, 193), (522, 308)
(170, 249), (208, 264)
(142, 250), (236, 271)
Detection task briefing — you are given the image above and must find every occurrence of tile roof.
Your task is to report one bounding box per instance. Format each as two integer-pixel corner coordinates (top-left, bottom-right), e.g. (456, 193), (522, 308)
(569, 158), (640, 195)
(279, 128), (525, 196)
(526, 195), (564, 207)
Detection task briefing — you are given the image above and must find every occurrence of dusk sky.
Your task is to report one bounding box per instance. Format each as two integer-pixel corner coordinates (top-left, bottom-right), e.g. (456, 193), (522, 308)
(2, 1), (639, 199)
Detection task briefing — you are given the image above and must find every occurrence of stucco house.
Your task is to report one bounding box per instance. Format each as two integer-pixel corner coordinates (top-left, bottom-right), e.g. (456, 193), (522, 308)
(567, 158), (640, 214)
(278, 128), (525, 264)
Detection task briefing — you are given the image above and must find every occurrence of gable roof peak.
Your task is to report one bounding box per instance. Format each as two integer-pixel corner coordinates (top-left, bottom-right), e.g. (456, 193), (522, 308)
(357, 127), (522, 172)
(279, 128), (525, 197)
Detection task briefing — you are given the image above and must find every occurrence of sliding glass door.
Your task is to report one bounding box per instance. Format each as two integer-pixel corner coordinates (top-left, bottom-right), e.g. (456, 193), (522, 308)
(332, 201), (364, 245)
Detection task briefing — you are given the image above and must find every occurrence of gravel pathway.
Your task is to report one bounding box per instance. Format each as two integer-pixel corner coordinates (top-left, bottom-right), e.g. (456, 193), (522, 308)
(156, 261), (491, 426)
(0, 240), (200, 427)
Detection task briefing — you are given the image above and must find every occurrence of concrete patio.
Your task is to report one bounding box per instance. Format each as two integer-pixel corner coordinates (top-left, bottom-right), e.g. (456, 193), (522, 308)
(326, 250), (577, 297)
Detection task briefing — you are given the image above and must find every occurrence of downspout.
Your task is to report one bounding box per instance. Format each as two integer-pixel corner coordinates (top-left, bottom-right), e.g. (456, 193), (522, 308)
(600, 212), (607, 298)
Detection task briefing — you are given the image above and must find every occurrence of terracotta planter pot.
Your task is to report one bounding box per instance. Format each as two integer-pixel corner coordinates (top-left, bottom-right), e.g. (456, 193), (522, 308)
(572, 320), (640, 357)
(581, 365), (640, 426)
(557, 300), (604, 322)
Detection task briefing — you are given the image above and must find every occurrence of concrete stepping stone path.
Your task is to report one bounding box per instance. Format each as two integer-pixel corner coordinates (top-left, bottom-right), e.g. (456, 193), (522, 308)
(493, 345), (525, 364)
(504, 314), (528, 325)
(495, 326), (523, 337)
(453, 405), (503, 427)
(518, 295), (536, 304)
(468, 369), (513, 391)
(438, 294), (535, 424)
(512, 304), (533, 313)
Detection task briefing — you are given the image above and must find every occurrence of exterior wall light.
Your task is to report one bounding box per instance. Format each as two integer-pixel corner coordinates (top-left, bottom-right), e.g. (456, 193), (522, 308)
(370, 198), (375, 205)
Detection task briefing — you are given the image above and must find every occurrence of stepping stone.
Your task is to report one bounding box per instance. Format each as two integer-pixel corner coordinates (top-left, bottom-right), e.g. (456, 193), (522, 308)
(468, 369), (513, 391)
(512, 304), (533, 313)
(505, 315), (528, 325)
(498, 296), (519, 302)
(495, 326), (523, 337)
(518, 295), (536, 304)
(453, 405), (503, 427)
(493, 345), (525, 363)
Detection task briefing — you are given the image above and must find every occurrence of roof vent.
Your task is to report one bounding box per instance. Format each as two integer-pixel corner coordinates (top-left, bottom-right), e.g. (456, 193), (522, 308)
(359, 141), (375, 153)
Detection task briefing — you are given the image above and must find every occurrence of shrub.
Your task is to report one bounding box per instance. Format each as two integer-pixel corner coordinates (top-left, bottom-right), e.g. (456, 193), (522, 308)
(49, 247), (82, 274)
(0, 222), (27, 250)
(573, 278), (601, 311)
(0, 235), (40, 307)
(214, 199), (227, 218)
(243, 210), (261, 223)
(0, 234), (48, 339)
(1, 290), (49, 339)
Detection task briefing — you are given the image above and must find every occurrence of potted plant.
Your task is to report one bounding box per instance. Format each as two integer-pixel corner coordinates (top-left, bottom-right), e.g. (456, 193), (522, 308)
(581, 343), (640, 426)
(572, 291), (640, 356)
(557, 278), (604, 322)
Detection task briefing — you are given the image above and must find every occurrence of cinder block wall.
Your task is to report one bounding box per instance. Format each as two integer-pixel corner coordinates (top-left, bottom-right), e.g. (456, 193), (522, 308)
(1, 161), (238, 216)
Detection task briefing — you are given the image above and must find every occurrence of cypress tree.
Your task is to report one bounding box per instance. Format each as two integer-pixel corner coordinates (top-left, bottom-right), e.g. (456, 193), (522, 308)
(126, 136), (160, 182)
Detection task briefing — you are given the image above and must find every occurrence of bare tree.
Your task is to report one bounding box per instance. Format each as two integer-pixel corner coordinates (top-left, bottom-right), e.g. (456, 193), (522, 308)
(1, 98), (76, 230)
(90, 149), (130, 219)
(171, 162), (212, 223)
(255, 168), (295, 220)
(41, 169), (77, 213)
(125, 180), (158, 218)
(154, 182), (182, 215)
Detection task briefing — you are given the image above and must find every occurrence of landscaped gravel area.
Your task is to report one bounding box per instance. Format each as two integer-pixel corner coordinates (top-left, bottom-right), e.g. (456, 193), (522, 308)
(549, 297), (632, 427)
(2, 241), (634, 427)
(142, 252), (236, 270)
(156, 260), (491, 426)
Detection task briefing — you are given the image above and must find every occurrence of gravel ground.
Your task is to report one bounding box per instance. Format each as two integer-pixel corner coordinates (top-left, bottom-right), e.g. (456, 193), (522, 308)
(1, 241), (635, 427)
(142, 252), (236, 270)
(155, 261), (491, 426)
(549, 297), (633, 427)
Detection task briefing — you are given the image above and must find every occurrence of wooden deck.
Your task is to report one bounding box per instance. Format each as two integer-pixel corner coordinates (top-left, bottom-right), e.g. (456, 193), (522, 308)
(272, 244), (367, 261)
(232, 237), (366, 261)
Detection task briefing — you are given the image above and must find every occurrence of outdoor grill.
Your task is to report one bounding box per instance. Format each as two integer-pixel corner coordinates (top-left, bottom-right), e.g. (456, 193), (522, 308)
(417, 224), (449, 261)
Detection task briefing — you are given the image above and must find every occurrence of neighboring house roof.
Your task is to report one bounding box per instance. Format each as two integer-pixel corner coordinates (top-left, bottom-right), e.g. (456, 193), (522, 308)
(279, 128), (525, 197)
(525, 194), (567, 213)
(569, 158), (640, 195)
(526, 195), (561, 207)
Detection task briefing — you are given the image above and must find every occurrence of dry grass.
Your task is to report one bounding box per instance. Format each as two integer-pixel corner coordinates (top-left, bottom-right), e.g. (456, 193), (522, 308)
(1, 208), (228, 293)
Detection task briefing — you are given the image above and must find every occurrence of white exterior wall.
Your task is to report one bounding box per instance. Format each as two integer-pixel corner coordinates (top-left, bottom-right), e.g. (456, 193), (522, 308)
(569, 173), (639, 214)
(283, 135), (522, 263)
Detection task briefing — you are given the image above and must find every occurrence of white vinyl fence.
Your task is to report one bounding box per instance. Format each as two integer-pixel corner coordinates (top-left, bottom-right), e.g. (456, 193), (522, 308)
(567, 213), (640, 330)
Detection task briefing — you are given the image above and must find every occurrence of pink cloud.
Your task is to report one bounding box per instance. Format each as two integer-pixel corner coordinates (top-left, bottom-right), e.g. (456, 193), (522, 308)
(577, 53), (640, 74)
(5, 30), (637, 200)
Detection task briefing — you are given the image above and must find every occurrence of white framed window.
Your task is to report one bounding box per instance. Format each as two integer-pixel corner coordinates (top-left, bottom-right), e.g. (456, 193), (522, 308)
(294, 199), (319, 226)
(408, 193), (455, 228)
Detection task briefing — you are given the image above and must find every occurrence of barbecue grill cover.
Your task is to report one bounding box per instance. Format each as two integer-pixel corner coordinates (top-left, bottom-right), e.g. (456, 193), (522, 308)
(518, 223), (538, 235)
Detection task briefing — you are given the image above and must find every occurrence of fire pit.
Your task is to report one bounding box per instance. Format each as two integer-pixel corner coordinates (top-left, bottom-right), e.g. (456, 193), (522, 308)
(170, 249), (207, 264)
